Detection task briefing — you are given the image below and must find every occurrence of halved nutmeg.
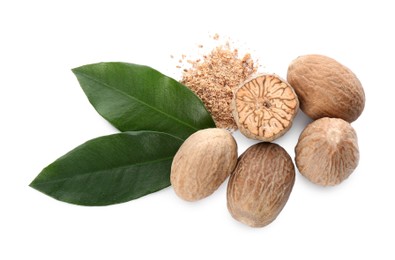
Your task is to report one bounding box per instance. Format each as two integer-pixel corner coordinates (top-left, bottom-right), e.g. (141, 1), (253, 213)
(232, 74), (299, 141)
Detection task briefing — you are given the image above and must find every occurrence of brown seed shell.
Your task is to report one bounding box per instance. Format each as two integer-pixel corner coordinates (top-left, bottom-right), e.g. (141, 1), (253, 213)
(171, 128), (238, 201)
(232, 74), (299, 141)
(287, 54), (365, 122)
(227, 142), (295, 228)
(295, 117), (359, 186)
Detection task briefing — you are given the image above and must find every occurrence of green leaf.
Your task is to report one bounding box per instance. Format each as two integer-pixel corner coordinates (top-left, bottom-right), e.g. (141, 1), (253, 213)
(29, 131), (183, 206)
(72, 62), (215, 139)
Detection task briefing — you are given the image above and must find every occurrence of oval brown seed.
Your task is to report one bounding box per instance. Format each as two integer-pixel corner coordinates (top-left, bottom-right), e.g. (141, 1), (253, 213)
(227, 142), (295, 227)
(171, 128), (238, 201)
(295, 117), (359, 186)
(287, 54), (365, 122)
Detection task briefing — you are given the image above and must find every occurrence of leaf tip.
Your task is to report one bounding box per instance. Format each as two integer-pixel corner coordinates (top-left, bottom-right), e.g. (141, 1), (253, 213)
(28, 178), (38, 190)
(71, 66), (81, 75)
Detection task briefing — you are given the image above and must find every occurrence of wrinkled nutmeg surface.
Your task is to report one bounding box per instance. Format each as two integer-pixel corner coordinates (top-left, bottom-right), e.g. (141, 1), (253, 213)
(232, 74), (299, 141)
(295, 117), (359, 186)
(171, 128), (238, 201)
(287, 54), (365, 122)
(227, 142), (295, 228)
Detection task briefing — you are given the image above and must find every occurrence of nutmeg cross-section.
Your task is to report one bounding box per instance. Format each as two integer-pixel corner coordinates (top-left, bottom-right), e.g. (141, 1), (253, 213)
(232, 74), (299, 141)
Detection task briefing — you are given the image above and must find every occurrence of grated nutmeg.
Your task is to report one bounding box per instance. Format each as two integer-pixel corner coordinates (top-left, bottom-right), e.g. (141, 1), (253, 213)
(180, 44), (257, 130)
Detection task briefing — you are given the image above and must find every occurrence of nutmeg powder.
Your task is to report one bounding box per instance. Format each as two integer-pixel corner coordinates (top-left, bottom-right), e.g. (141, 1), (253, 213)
(179, 40), (257, 130)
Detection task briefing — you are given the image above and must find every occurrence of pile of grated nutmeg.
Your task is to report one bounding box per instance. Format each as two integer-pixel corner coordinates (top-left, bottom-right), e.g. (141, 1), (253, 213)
(177, 36), (257, 130)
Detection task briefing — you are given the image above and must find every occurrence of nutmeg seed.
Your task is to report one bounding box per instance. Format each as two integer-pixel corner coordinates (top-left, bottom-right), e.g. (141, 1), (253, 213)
(232, 74), (299, 141)
(171, 128), (238, 201)
(295, 117), (359, 186)
(227, 142), (295, 228)
(287, 54), (365, 122)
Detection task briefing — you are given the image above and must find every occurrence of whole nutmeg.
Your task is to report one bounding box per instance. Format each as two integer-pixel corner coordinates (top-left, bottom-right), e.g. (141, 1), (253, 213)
(171, 128), (238, 201)
(232, 74), (299, 141)
(295, 117), (359, 186)
(227, 142), (295, 228)
(287, 54), (365, 122)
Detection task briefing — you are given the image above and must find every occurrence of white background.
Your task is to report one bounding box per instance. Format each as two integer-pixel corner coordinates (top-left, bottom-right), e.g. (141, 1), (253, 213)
(1, 0), (394, 259)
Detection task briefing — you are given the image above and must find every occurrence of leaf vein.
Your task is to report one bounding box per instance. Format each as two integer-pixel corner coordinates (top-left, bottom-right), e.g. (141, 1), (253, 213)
(34, 156), (174, 186)
(76, 71), (199, 132)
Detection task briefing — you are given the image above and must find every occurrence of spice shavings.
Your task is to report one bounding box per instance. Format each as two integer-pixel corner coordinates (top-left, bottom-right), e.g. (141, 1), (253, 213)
(180, 42), (257, 130)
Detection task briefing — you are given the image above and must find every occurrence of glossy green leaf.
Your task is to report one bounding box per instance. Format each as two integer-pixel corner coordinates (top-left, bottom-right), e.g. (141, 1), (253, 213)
(72, 62), (215, 139)
(29, 131), (183, 206)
